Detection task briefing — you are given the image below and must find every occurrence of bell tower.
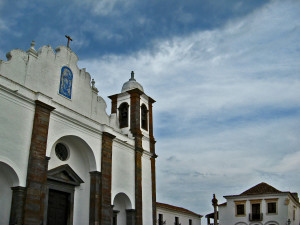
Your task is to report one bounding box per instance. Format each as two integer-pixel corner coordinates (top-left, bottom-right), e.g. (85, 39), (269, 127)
(108, 71), (157, 225)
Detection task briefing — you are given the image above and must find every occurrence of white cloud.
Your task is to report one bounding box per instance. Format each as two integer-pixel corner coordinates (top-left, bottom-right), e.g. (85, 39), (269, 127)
(78, 0), (300, 215)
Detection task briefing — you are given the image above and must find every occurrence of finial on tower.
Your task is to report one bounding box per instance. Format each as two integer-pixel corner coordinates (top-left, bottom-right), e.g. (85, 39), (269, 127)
(130, 71), (136, 81)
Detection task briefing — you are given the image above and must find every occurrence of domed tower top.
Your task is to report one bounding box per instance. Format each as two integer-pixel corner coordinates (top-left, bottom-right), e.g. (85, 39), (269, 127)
(121, 71), (144, 93)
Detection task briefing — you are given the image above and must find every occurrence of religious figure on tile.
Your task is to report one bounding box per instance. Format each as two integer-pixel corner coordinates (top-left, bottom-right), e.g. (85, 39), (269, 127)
(59, 66), (73, 99)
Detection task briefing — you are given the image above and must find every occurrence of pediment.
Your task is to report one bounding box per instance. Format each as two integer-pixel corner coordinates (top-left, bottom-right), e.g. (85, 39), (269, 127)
(47, 164), (84, 186)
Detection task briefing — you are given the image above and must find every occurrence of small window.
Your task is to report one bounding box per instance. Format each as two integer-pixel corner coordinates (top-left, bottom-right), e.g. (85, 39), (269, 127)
(118, 103), (129, 128)
(267, 202), (276, 214)
(189, 219), (192, 225)
(236, 204), (245, 215)
(141, 104), (148, 130)
(55, 143), (69, 161)
(293, 207), (296, 220)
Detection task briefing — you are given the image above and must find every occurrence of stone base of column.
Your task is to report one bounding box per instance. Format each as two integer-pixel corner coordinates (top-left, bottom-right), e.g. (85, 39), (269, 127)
(126, 209), (136, 225)
(9, 186), (26, 225)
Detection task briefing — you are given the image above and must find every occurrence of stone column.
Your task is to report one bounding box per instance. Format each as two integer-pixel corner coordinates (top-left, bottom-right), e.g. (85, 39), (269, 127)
(23, 100), (55, 225)
(212, 194), (218, 225)
(89, 171), (101, 225)
(112, 209), (120, 225)
(148, 98), (157, 225)
(9, 186), (26, 225)
(100, 132), (116, 225)
(126, 209), (136, 225)
(128, 89), (144, 225)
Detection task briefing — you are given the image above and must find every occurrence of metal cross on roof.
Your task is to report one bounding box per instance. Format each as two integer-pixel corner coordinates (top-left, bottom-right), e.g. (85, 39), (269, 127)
(65, 35), (73, 48)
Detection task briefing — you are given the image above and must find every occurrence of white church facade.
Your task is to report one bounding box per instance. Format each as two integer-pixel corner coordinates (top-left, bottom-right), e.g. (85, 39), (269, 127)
(0, 41), (157, 225)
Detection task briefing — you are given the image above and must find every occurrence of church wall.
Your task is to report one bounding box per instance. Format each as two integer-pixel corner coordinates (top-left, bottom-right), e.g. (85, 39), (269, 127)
(142, 154), (153, 224)
(0, 88), (35, 186)
(0, 45), (110, 127)
(0, 43), (157, 224)
(46, 112), (100, 171)
(111, 141), (135, 207)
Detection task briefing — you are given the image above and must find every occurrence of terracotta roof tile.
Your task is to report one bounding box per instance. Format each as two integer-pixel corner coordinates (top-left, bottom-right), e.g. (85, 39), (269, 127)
(156, 202), (202, 217)
(240, 182), (282, 195)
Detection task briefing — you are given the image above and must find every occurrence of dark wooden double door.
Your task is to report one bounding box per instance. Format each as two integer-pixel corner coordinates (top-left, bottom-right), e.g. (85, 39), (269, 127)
(47, 189), (70, 225)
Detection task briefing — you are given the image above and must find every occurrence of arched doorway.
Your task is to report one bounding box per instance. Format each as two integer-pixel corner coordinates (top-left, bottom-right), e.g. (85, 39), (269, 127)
(113, 193), (134, 225)
(0, 161), (19, 225)
(46, 135), (96, 225)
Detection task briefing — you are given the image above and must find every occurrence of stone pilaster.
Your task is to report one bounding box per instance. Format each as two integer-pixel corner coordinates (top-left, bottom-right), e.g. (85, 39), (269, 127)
(89, 171), (101, 225)
(148, 98), (157, 225)
(128, 88), (144, 225)
(23, 100), (54, 225)
(108, 94), (118, 114)
(100, 132), (116, 225)
(9, 186), (26, 225)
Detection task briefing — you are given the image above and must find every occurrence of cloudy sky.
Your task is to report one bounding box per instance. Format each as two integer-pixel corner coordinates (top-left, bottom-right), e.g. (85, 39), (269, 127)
(1, 0), (300, 216)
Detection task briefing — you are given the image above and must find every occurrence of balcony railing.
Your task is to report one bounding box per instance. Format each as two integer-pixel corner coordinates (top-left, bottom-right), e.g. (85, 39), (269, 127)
(249, 213), (263, 221)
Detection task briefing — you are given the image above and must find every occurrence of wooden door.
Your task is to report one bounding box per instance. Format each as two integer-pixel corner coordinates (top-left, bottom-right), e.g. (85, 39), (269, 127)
(47, 189), (70, 225)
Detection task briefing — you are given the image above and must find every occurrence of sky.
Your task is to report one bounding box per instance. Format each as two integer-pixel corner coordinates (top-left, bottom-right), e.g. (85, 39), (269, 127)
(1, 0), (300, 216)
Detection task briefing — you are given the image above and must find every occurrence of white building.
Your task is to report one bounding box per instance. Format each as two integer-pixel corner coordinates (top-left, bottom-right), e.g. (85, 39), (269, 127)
(218, 182), (300, 225)
(156, 202), (202, 225)
(0, 41), (157, 225)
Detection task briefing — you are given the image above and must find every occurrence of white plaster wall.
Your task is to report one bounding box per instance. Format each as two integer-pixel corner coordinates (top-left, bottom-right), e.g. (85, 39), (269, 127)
(142, 154), (153, 224)
(111, 142), (135, 207)
(157, 207), (201, 225)
(48, 135), (93, 225)
(0, 90), (34, 186)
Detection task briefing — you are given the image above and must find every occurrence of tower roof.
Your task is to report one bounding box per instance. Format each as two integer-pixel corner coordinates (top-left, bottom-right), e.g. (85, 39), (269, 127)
(121, 71), (144, 93)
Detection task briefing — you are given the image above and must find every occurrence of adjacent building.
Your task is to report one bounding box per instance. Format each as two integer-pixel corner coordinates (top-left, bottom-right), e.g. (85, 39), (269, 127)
(0, 42), (157, 225)
(218, 182), (300, 225)
(157, 202), (202, 225)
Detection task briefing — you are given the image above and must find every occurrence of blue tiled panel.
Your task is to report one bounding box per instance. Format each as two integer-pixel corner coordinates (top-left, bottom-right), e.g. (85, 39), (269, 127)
(59, 66), (73, 99)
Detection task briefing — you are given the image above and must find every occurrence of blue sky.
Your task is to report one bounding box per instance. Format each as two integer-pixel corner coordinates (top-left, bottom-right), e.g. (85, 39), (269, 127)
(1, 0), (300, 216)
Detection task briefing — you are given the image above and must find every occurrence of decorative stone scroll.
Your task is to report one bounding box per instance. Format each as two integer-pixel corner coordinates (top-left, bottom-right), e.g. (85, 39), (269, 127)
(59, 66), (73, 99)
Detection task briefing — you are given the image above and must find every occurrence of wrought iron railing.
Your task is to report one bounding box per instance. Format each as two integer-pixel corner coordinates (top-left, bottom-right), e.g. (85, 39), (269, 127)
(249, 213), (263, 221)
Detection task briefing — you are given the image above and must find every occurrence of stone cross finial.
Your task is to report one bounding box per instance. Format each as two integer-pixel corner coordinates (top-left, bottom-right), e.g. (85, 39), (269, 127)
(91, 79), (98, 93)
(26, 40), (37, 56)
(30, 40), (36, 50)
